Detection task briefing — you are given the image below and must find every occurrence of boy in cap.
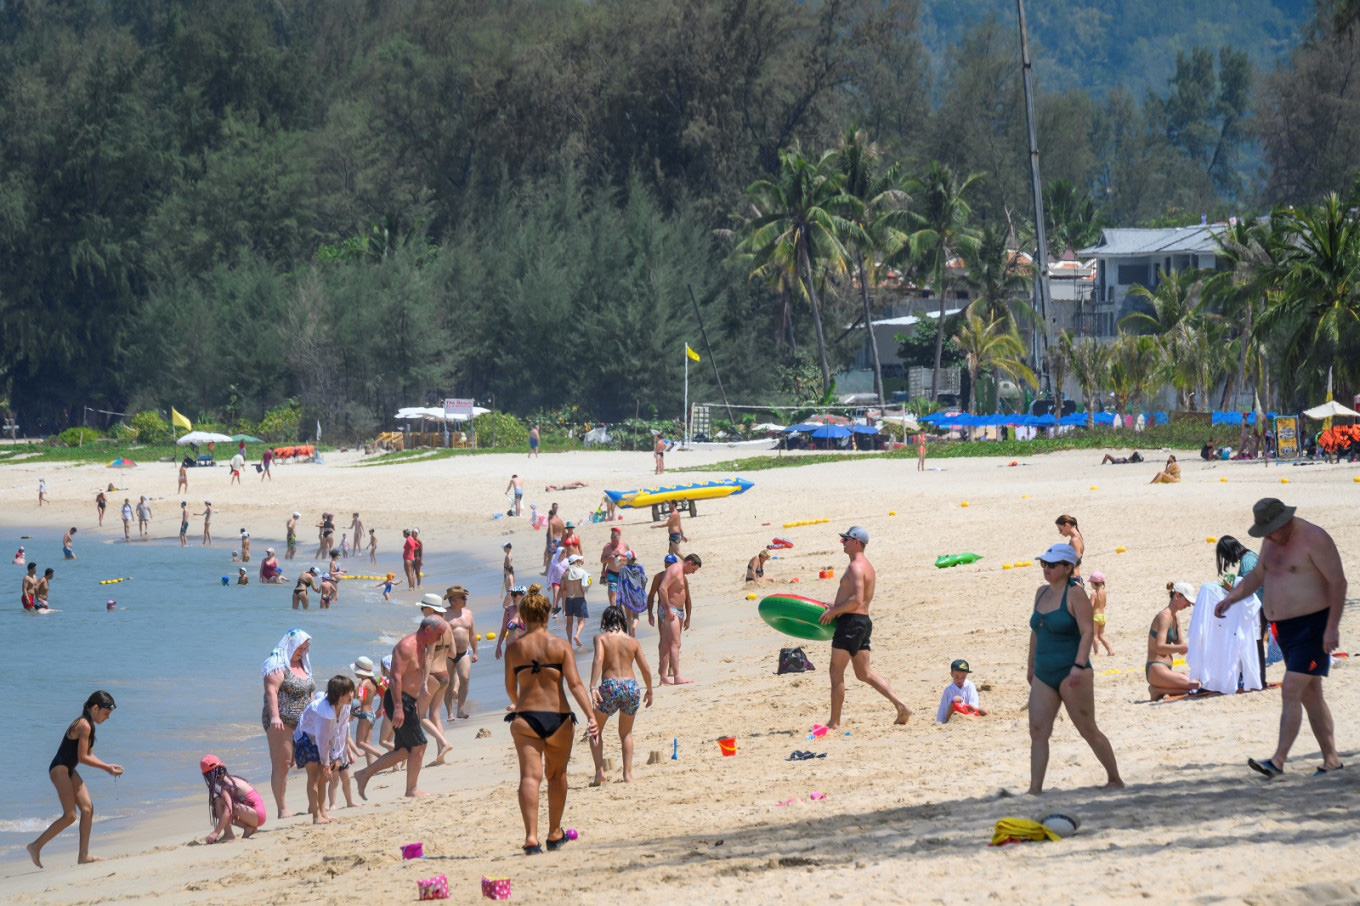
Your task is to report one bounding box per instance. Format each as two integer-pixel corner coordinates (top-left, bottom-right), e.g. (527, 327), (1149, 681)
(935, 659), (988, 722)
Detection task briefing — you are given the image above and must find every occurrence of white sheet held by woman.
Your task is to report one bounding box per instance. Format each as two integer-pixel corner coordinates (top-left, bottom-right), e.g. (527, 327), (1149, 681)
(1187, 582), (1263, 694)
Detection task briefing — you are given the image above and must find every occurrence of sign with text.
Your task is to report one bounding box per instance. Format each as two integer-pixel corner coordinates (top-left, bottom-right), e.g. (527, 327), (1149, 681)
(1274, 415), (1298, 459)
(444, 398), (475, 419)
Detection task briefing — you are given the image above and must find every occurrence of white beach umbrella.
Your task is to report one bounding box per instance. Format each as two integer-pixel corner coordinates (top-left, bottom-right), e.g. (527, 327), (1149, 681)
(176, 430), (234, 445)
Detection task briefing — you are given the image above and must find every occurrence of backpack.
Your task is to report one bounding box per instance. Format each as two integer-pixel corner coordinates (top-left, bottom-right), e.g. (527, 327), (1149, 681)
(777, 647), (815, 674)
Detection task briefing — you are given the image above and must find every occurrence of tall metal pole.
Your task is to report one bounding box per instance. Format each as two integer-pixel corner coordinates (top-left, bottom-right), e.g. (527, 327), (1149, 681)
(686, 283), (737, 427)
(1017, 0), (1055, 405)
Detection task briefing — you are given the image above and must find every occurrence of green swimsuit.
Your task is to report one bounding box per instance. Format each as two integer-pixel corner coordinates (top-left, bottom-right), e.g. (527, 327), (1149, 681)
(1030, 582), (1089, 690)
(1145, 615), (1181, 677)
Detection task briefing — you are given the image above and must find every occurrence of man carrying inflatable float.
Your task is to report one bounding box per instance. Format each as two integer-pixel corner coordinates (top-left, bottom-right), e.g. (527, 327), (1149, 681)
(758, 526), (912, 728)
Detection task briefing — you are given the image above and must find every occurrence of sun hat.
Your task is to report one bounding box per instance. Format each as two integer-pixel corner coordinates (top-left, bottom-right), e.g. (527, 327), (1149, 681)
(564, 521), (575, 529)
(204, 499), (212, 505)
(839, 526), (869, 545)
(200, 754), (223, 774)
(266, 547), (275, 554)
(419, 593), (448, 613)
(950, 659), (972, 673)
(1035, 542), (1079, 565)
(350, 656), (375, 678)
(292, 511), (301, 517)
(611, 526), (621, 534)
(1088, 571), (1106, 584)
(385, 572), (395, 581)
(1170, 581), (1196, 600)
(308, 567), (320, 575)
(568, 554), (584, 563)
(1248, 497), (1296, 538)
(443, 585), (469, 600)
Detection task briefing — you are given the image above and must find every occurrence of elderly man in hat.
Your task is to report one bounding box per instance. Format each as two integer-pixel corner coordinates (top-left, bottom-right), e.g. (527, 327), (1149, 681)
(441, 585), (478, 720)
(1216, 498), (1347, 778)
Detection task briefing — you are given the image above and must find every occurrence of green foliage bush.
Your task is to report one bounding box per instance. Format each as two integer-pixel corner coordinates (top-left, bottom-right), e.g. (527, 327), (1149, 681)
(472, 412), (528, 449)
(130, 411), (170, 444)
(257, 404), (302, 443)
(58, 427), (103, 446)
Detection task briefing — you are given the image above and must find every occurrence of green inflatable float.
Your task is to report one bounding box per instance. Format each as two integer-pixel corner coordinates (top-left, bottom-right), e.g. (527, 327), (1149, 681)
(757, 593), (837, 641)
(935, 552), (983, 568)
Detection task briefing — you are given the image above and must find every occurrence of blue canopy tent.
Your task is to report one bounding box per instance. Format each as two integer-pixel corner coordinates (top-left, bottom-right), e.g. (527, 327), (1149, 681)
(809, 424), (853, 439)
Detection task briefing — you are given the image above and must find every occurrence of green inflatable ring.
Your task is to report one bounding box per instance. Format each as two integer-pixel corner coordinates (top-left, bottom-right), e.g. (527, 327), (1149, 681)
(758, 593), (837, 641)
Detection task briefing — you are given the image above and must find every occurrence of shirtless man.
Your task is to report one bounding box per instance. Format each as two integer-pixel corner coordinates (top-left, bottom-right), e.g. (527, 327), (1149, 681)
(180, 501), (189, 547)
(286, 512), (300, 560)
(655, 554), (700, 684)
(506, 475), (524, 516)
(62, 528), (77, 560)
(35, 568), (54, 609)
(819, 527), (912, 729)
(663, 502), (687, 556)
(653, 434), (666, 474)
(349, 513), (364, 548)
(561, 555), (590, 648)
(543, 503), (564, 574)
(194, 501), (213, 545)
(528, 424), (540, 458)
(21, 562), (39, 611)
(416, 595), (454, 765)
(442, 586), (478, 720)
(1215, 499), (1347, 777)
(355, 617), (445, 799)
(135, 496), (151, 539)
(599, 527), (627, 606)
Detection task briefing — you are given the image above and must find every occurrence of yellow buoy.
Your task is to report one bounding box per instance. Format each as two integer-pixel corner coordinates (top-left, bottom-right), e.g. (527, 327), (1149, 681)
(1206, 536), (1217, 544)
(1220, 477), (1228, 482)
(1115, 546), (1127, 553)
(1021, 494), (1030, 499)
(1090, 485), (1098, 490)
(1281, 478), (1289, 483)
(888, 510), (897, 516)
(1002, 563), (1012, 570)
(960, 501), (969, 508)
(745, 592), (757, 600)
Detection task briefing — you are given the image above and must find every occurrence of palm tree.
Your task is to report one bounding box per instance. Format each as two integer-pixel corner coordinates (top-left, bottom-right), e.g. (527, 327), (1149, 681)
(834, 129), (910, 408)
(1062, 331), (1111, 427)
(1203, 217), (1281, 408)
(951, 315), (1037, 414)
(1043, 180), (1102, 259)
(1161, 322), (1231, 411)
(898, 162), (982, 402)
(1258, 193), (1360, 402)
(737, 147), (858, 393)
(962, 222), (1032, 412)
(1108, 333), (1163, 414)
(1119, 267), (1204, 336)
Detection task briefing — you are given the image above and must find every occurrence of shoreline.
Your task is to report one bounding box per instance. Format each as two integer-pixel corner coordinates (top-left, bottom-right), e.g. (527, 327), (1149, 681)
(2, 446), (1359, 903)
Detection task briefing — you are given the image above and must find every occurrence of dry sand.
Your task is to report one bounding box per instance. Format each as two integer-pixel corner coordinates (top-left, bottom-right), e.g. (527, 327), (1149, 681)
(1, 444), (1358, 905)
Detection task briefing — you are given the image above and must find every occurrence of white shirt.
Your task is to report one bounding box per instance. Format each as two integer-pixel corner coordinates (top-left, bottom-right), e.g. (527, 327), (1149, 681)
(294, 696), (352, 763)
(231, 453), (245, 470)
(1187, 581), (1263, 694)
(935, 679), (979, 722)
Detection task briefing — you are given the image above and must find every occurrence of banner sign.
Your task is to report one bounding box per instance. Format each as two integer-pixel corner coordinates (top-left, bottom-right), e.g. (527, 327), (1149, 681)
(1274, 415), (1298, 459)
(444, 398), (475, 419)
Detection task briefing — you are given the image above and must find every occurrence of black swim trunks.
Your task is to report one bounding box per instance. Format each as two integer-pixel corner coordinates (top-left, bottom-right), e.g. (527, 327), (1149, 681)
(1274, 608), (1331, 677)
(832, 613), (873, 655)
(383, 688), (428, 751)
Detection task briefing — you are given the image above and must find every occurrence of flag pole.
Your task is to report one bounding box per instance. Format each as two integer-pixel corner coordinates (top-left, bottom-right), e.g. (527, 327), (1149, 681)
(683, 342), (690, 447)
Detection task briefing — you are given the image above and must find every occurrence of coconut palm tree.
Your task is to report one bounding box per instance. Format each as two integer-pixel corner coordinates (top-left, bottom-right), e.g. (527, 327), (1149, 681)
(1202, 217), (1282, 409)
(1062, 331), (1111, 427)
(834, 129), (910, 408)
(1043, 180), (1102, 259)
(950, 314), (1037, 414)
(736, 146), (858, 393)
(1107, 333), (1163, 414)
(1258, 193), (1360, 402)
(1119, 266), (1204, 336)
(897, 162), (982, 402)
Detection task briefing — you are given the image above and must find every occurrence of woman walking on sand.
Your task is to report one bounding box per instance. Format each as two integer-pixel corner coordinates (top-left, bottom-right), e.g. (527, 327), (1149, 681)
(1027, 543), (1122, 795)
(261, 629), (315, 818)
(27, 691), (124, 867)
(504, 584), (597, 854)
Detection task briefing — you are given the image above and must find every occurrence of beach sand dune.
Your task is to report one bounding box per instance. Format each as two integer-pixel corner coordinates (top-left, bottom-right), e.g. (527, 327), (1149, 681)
(2, 447), (1358, 904)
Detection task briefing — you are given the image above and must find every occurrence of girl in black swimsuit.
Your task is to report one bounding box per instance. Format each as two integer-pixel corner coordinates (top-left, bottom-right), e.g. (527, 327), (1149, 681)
(28, 691), (124, 868)
(504, 583), (597, 855)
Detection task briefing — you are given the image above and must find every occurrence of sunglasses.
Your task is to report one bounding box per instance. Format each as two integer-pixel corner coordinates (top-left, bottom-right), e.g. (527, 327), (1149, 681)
(1039, 561), (1065, 569)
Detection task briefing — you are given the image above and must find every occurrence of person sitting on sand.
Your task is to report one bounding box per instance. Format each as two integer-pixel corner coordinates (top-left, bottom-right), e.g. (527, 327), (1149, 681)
(1150, 454), (1181, 483)
(746, 550), (772, 584)
(587, 604), (653, 785)
(1100, 451), (1144, 464)
(935, 658), (988, 723)
(200, 754), (266, 844)
(1147, 581), (1200, 700)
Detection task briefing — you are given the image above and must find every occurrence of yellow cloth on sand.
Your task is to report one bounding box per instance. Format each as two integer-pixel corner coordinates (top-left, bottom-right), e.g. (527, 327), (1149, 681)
(991, 817), (1060, 845)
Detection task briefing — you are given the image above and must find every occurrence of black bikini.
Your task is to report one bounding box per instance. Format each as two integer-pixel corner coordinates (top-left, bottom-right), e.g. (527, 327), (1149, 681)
(49, 724), (83, 775)
(505, 659), (575, 739)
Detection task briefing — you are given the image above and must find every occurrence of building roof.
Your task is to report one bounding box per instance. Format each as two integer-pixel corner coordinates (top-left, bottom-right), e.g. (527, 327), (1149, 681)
(861, 307), (964, 329)
(1079, 224), (1226, 258)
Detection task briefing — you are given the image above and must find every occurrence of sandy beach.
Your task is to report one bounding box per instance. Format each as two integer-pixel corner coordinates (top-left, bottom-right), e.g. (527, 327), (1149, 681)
(2, 444), (1358, 905)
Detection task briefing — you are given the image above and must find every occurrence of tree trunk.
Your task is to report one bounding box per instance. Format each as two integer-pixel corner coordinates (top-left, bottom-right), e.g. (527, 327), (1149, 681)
(858, 255), (885, 408)
(930, 264), (947, 402)
(800, 242), (832, 394)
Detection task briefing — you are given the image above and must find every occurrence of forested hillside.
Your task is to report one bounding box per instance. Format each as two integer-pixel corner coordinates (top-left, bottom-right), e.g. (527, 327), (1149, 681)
(1, 0), (1357, 435)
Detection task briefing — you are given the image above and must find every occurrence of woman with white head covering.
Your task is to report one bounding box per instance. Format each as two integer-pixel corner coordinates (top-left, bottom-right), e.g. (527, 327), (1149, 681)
(261, 629), (315, 818)
(1146, 582), (1201, 701)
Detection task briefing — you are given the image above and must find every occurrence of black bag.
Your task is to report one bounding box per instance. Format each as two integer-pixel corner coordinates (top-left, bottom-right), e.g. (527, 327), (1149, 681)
(777, 647), (815, 674)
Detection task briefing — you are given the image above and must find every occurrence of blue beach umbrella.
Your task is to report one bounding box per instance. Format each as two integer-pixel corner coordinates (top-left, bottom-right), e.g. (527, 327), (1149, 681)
(809, 424), (852, 439)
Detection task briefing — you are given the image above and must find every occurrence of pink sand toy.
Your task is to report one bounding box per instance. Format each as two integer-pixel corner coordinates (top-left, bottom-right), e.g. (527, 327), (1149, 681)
(482, 876), (512, 899)
(418, 874), (449, 899)
(401, 842), (424, 859)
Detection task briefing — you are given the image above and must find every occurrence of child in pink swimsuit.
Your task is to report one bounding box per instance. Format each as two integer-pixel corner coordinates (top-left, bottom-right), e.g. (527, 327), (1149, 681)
(200, 754), (266, 843)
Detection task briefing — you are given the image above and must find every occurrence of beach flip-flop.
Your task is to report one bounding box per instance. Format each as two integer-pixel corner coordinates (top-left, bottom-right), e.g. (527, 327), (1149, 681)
(787, 750), (827, 761)
(545, 833), (571, 851)
(523, 844), (543, 855)
(1248, 757), (1284, 779)
(1314, 764), (1345, 776)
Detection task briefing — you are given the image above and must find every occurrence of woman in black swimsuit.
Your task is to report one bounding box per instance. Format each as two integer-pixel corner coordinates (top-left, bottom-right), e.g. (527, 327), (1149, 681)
(27, 691), (123, 868)
(504, 583), (597, 855)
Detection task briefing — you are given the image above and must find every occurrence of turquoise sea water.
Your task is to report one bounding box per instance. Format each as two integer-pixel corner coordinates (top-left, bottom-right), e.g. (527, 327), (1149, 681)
(0, 526), (515, 859)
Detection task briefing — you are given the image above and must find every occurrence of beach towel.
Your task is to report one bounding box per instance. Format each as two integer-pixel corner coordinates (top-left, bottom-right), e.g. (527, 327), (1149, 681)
(990, 817), (1060, 846)
(261, 628), (312, 678)
(618, 564), (648, 613)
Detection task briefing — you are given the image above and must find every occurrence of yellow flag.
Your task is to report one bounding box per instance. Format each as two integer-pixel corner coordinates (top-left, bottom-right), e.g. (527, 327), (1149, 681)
(171, 407), (192, 430)
(685, 343), (701, 362)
